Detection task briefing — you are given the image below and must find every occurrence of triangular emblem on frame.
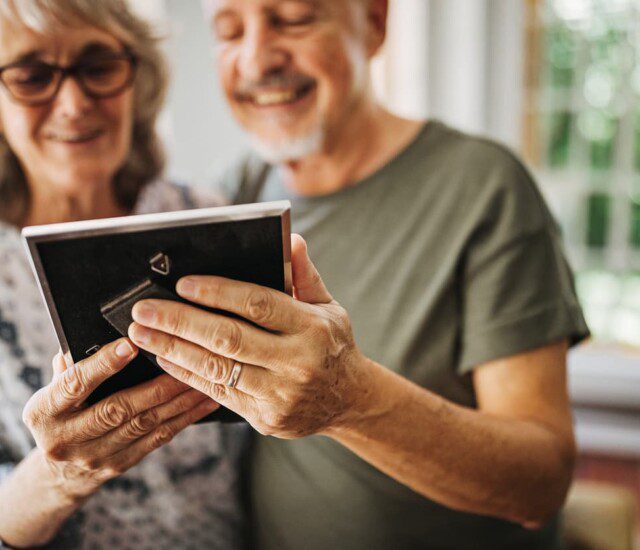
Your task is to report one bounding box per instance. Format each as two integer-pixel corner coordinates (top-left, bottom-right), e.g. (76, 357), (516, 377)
(149, 252), (171, 276)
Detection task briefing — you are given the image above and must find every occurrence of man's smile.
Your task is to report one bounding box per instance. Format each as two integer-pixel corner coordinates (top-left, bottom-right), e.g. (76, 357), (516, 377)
(236, 79), (317, 108)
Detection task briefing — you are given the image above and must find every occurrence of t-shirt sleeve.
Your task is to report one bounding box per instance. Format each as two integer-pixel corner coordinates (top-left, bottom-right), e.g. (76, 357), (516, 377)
(458, 151), (589, 374)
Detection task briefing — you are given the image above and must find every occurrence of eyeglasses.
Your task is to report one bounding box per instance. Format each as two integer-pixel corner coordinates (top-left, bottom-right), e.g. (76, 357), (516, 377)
(0, 51), (138, 106)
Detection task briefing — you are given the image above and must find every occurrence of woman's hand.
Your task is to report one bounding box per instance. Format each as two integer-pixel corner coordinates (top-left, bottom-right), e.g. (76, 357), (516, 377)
(22, 338), (219, 501)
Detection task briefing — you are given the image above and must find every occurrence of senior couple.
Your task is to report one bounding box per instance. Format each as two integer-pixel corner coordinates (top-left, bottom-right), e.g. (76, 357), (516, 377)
(0, 0), (588, 549)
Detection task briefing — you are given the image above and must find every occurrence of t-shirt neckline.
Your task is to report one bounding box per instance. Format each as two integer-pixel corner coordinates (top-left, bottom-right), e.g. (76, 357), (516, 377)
(270, 119), (442, 205)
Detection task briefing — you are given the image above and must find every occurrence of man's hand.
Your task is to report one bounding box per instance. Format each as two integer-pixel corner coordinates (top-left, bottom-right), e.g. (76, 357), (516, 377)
(127, 234), (577, 526)
(128, 234), (368, 438)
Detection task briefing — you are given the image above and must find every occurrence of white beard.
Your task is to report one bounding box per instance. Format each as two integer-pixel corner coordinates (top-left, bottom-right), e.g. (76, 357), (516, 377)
(249, 123), (326, 164)
(246, 40), (370, 165)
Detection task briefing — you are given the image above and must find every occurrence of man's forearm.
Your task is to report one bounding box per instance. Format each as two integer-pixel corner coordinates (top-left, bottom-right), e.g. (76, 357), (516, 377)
(0, 449), (83, 548)
(324, 358), (575, 527)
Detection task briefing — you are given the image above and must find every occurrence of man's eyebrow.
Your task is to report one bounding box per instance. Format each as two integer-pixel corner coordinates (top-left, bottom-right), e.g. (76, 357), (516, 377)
(275, 0), (320, 7)
(275, 0), (324, 14)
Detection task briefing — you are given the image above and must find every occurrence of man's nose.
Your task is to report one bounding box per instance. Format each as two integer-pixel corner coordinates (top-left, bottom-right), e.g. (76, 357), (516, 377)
(52, 76), (93, 117)
(237, 20), (288, 82)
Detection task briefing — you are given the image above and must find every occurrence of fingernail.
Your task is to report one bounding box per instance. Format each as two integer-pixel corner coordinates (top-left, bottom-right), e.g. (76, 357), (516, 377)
(156, 356), (171, 369)
(130, 325), (152, 345)
(133, 302), (156, 323)
(177, 278), (195, 298)
(115, 340), (134, 358)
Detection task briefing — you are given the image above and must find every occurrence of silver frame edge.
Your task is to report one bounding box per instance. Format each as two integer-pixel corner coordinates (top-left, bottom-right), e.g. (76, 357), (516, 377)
(21, 200), (292, 364)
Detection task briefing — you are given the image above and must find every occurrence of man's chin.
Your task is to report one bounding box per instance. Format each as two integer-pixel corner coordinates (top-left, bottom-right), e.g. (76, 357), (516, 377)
(248, 129), (325, 165)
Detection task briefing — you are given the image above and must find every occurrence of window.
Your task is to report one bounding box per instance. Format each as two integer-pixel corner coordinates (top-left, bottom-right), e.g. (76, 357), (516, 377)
(525, 0), (640, 345)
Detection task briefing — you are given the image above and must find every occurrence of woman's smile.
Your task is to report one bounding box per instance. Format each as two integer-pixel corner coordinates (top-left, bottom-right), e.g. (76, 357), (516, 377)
(44, 126), (105, 144)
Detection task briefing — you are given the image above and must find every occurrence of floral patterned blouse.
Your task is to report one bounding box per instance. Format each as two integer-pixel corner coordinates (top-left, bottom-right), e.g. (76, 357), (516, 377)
(0, 180), (248, 549)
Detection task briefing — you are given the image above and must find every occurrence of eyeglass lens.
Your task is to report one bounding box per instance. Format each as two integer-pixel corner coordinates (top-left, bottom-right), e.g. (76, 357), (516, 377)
(0, 56), (134, 104)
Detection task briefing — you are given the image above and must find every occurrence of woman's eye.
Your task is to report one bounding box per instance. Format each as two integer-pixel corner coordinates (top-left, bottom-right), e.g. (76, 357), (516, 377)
(82, 61), (118, 77)
(5, 65), (53, 87)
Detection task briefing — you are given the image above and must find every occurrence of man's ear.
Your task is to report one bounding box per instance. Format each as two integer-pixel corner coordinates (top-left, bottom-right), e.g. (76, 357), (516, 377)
(364, 0), (388, 58)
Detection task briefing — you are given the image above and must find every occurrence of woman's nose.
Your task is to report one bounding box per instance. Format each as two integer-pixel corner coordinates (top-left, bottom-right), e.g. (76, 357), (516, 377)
(51, 76), (94, 117)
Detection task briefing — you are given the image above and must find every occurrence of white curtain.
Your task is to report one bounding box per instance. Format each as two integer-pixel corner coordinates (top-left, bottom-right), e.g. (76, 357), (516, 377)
(373, 0), (526, 151)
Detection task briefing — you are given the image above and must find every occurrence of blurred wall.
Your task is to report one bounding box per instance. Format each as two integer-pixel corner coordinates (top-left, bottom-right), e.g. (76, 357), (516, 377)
(162, 0), (248, 186)
(374, 0), (525, 149)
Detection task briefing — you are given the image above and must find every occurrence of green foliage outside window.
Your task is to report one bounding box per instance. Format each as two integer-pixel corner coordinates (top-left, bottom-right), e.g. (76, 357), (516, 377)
(537, 0), (640, 345)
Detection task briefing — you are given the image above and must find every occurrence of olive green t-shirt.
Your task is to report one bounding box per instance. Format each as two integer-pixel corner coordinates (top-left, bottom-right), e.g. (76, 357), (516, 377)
(225, 121), (589, 550)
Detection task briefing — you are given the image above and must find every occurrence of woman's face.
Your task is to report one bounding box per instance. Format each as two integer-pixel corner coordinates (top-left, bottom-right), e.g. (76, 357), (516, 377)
(0, 22), (134, 196)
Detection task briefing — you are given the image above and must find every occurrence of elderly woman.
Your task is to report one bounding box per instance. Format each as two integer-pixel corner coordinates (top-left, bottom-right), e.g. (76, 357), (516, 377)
(0, 1), (244, 548)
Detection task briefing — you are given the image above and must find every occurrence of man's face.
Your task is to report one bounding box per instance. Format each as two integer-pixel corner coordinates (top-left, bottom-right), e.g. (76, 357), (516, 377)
(206, 0), (375, 163)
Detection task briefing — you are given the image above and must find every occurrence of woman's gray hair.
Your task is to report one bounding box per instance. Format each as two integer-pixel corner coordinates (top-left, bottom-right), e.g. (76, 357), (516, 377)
(0, 0), (169, 226)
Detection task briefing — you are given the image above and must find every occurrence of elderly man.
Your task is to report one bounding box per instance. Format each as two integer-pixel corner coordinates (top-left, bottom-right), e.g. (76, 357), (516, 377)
(128, 1), (589, 548)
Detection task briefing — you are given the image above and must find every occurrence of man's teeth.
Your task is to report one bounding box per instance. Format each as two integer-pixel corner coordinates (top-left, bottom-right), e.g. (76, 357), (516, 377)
(253, 90), (298, 106)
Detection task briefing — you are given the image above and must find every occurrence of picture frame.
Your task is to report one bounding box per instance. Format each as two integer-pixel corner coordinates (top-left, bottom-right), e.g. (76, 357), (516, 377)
(22, 200), (292, 422)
